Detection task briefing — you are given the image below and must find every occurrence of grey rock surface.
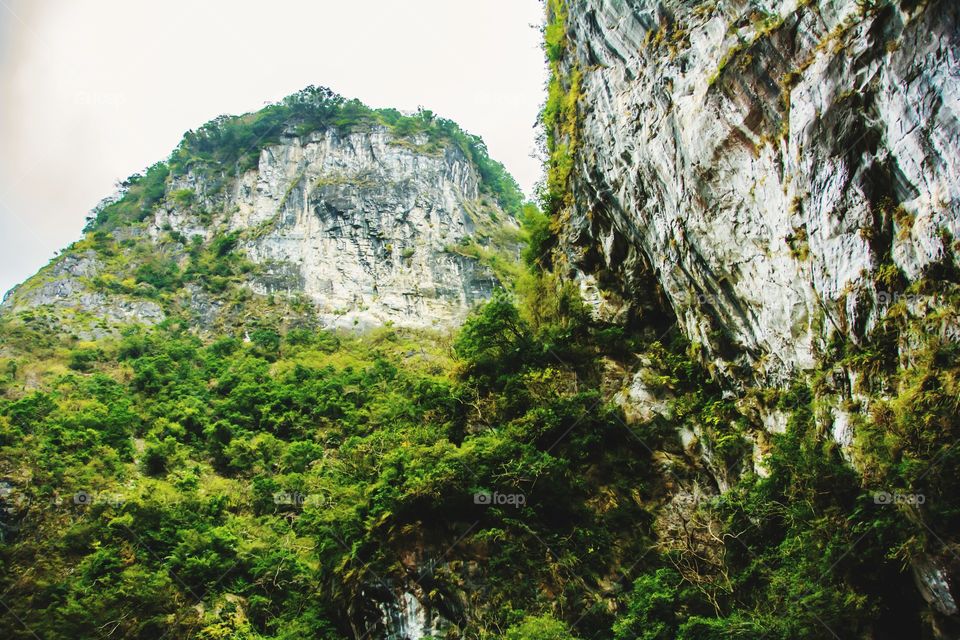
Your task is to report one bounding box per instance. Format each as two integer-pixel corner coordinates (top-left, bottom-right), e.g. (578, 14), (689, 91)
(3, 125), (516, 332)
(561, 0), (960, 381)
(155, 127), (512, 329)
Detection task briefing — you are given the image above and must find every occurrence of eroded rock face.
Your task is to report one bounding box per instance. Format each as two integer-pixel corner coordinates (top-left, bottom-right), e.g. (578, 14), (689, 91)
(156, 127), (512, 330)
(1, 250), (165, 337)
(559, 2), (960, 632)
(561, 0), (960, 381)
(3, 125), (516, 332)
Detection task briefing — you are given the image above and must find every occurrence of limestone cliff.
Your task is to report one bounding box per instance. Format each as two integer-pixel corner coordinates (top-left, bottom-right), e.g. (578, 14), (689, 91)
(1, 88), (522, 334)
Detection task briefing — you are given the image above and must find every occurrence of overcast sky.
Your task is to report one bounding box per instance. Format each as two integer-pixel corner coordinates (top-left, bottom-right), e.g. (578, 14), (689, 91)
(0, 0), (548, 296)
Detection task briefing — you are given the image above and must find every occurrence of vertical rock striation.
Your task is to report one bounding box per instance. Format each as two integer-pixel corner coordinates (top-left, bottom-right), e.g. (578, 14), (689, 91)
(552, 1), (960, 633)
(158, 126), (513, 330)
(558, 0), (959, 381)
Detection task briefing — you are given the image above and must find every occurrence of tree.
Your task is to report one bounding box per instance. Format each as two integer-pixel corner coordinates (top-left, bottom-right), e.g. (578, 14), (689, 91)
(454, 290), (536, 388)
(612, 569), (681, 640)
(249, 328), (281, 358)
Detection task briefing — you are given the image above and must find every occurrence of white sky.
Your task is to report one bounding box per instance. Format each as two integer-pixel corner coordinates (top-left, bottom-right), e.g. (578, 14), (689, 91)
(0, 0), (548, 296)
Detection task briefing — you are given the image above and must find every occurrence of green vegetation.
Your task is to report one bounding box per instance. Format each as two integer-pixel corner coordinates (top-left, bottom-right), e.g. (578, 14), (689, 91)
(5, 198), (946, 637)
(444, 199), (528, 285)
(85, 163), (170, 231)
(0, 268), (665, 638)
(506, 615), (579, 640)
(171, 188), (196, 207)
(520, 203), (555, 267)
(541, 0), (581, 218)
(785, 225), (810, 260)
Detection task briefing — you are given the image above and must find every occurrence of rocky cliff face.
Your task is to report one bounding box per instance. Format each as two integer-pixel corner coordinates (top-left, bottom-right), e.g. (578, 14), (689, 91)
(2, 94), (520, 334)
(558, 0), (959, 381)
(159, 127), (512, 330)
(550, 0), (960, 634)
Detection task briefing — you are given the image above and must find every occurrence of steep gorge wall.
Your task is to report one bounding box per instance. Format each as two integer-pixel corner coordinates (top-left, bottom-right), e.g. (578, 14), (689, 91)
(557, 0), (960, 381)
(551, 0), (960, 633)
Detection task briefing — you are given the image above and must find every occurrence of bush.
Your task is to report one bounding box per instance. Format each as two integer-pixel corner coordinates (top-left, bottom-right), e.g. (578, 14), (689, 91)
(249, 329), (281, 357)
(170, 188), (195, 207)
(142, 436), (177, 475)
(67, 347), (104, 371)
(85, 163), (169, 231)
(505, 615), (579, 640)
(612, 569), (680, 640)
(135, 258), (181, 291)
(677, 615), (764, 640)
(521, 204), (555, 267)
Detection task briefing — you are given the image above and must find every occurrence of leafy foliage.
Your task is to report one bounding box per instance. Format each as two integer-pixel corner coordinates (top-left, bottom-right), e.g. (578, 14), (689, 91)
(85, 163), (169, 231)
(1, 234), (954, 639)
(540, 0), (580, 217)
(505, 615), (580, 640)
(0, 285), (663, 638)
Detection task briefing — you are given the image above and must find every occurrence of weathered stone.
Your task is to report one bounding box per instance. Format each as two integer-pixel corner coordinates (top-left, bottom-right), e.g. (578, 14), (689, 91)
(561, 0), (960, 382)
(155, 127), (515, 329)
(2, 125), (517, 333)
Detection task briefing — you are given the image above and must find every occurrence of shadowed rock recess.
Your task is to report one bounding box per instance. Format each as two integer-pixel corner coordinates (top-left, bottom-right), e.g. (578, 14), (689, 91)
(1, 2), (959, 639)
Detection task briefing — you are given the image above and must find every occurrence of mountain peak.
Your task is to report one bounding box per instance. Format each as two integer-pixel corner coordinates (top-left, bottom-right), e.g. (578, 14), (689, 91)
(3, 87), (525, 335)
